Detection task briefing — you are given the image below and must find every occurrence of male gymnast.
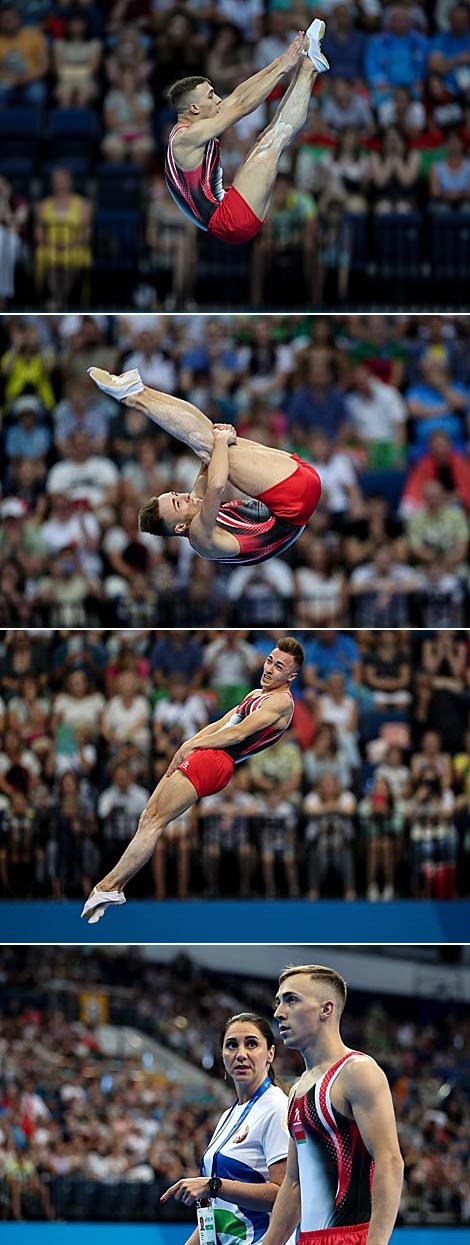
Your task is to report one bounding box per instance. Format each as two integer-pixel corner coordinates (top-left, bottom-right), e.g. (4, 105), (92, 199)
(263, 964), (404, 1245)
(82, 637), (304, 923)
(164, 21), (329, 244)
(87, 367), (321, 564)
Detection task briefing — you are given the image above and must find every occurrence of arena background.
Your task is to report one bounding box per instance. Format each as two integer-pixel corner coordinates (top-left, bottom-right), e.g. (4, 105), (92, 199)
(0, 313), (469, 629)
(0, 1), (469, 310)
(0, 626), (469, 941)
(0, 943), (469, 1241)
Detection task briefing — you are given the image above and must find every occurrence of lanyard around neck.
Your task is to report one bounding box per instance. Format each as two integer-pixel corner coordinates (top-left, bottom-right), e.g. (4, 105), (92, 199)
(201, 1077), (272, 1177)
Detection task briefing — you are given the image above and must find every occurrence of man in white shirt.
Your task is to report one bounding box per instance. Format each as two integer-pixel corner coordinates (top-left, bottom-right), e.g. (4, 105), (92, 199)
(344, 365), (407, 446)
(46, 430), (120, 511)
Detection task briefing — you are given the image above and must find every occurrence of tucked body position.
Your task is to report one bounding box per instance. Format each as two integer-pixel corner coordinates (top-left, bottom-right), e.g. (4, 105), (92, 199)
(87, 366), (322, 565)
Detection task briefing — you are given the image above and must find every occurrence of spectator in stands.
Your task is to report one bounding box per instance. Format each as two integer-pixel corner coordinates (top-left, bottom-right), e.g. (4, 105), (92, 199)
(102, 499), (158, 596)
(429, 130), (470, 211)
(322, 79), (374, 136)
(103, 67), (154, 167)
(202, 632), (258, 711)
(322, 3), (366, 84)
(0, 787), (39, 898)
(416, 557), (465, 626)
(207, 20), (253, 93)
(149, 632), (203, 691)
(363, 630), (411, 707)
(0, 4), (48, 106)
(52, 10), (101, 107)
(199, 775), (256, 898)
(105, 24), (151, 88)
(35, 168), (93, 310)
(248, 735), (303, 806)
(428, 3), (470, 99)
(0, 630), (45, 699)
(6, 672), (51, 754)
(2, 1144), (55, 1220)
(359, 775), (404, 900)
(97, 760), (149, 877)
(343, 493), (407, 571)
(326, 128), (371, 212)
(54, 378), (109, 455)
(316, 669), (360, 771)
(314, 194), (353, 307)
(405, 355), (470, 445)
(407, 478), (469, 579)
(153, 805), (192, 900)
(215, 0), (263, 44)
(258, 786), (299, 898)
(401, 428), (470, 516)
(411, 728), (453, 790)
(102, 671), (151, 752)
(4, 395), (51, 483)
(40, 491), (101, 579)
(153, 9), (206, 95)
(152, 674), (208, 748)
(250, 173), (317, 309)
(303, 721), (354, 791)
(145, 173), (197, 311)
(304, 629), (361, 694)
(344, 363), (407, 462)
(294, 535), (347, 627)
(349, 541), (418, 625)
(376, 743), (411, 798)
(0, 497), (46, 581)
(287, 355), (349, 440)
(45, 429), (120, 513)
(370, 126), (421, 214)
(303, 773), (357, 900)
(48, 769), (99, 899)
(121, 324), (177, 391)
(379, 84), (426, 135)
(365, 5), (429, 116)
(0, 320), (55, 412)
(406, 773), (457, 898)
(52, 668), (105, 743)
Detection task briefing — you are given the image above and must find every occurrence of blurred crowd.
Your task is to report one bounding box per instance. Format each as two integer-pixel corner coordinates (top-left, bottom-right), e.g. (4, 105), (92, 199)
(0, 1), (469, 307)
(0, 313), (469, 627)
(0, 627), (469, 901)
(0, 945), (468, 1223)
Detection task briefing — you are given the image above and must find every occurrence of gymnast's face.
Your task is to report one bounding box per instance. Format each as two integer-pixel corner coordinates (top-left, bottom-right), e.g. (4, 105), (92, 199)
(157, 491), (202, 533)
(261, 648), (298, 690)
(190, 81), (222, 118)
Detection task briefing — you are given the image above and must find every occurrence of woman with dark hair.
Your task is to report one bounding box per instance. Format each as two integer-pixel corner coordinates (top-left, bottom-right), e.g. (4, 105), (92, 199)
(359, 775), (404, 901)
(370, 126), (421, 213)
(161, 1012), (294, 1245)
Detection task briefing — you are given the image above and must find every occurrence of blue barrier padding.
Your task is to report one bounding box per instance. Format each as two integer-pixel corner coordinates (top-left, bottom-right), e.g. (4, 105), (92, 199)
(0, 900), (468, 943)
(0, 1226), (467, 1245)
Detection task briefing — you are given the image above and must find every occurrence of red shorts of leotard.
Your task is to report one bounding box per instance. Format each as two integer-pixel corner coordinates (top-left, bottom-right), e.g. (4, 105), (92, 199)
(208, 186), (265, 244)
(299, 1227), (369, 1245)
(257, 455), (322, 526)
(177, 748), (235, 799)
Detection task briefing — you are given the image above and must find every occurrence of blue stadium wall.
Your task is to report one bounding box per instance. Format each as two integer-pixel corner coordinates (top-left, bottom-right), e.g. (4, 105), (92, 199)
(1, 899), (469, 942)
(1, 1228), (467, 1245)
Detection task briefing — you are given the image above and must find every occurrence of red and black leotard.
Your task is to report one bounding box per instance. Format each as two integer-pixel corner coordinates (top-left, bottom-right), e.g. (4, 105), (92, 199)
(221, 688), (294, 763)
(214, 499), (306, 566)
(288, 1052), (374, 1233)
(164, 124), (224, 231)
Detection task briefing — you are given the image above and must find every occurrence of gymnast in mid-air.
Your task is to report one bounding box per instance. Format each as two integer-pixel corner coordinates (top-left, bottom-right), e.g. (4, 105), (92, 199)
(164, 21), (329, 245)
(87, 366), (322, 565)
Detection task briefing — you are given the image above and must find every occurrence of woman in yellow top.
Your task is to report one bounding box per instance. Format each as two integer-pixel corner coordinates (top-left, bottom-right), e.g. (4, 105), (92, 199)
(35, 167), (92, 309)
